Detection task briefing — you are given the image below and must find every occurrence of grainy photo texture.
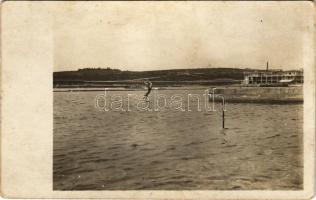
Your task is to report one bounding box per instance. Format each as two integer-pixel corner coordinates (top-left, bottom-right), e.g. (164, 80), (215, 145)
(53, 1), (307, 191)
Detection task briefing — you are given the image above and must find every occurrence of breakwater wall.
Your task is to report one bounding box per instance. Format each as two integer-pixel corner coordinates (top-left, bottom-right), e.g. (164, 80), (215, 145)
(212, 86), (303, 103)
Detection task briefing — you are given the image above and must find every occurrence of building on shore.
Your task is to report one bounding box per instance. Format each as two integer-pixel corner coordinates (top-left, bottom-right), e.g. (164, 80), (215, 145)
(243, 69), (303, 86)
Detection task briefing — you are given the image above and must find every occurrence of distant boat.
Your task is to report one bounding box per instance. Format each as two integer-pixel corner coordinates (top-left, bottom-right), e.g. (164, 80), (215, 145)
(258, 78), (294, 87)
(279, 78), (295, 83)
(243, 70), (303, 87)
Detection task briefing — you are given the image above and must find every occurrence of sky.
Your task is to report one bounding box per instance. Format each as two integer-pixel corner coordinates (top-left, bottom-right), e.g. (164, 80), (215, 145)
(53, 1), (311, 72)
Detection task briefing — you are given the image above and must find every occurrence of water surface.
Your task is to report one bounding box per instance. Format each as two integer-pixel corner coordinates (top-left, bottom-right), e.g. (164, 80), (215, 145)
(53, 89), (303, 190)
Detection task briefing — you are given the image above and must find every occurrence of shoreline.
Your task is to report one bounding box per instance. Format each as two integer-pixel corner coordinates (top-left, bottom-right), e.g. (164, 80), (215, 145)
(53, 85), (303, 104)
(212, 86), (303, 104)
(53, 86), (219, 92)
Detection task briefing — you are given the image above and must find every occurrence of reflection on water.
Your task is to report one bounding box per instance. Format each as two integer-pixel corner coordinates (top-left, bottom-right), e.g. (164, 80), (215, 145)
(53, 89), (303, 190)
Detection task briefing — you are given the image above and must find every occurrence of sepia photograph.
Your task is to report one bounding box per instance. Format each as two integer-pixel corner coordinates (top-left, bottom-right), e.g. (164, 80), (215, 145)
(1, 1), (315, 199)
(52, 1), (307, 191)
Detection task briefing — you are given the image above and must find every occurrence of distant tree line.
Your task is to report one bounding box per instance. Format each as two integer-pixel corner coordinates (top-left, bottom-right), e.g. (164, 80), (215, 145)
(53, 67), (269, 82)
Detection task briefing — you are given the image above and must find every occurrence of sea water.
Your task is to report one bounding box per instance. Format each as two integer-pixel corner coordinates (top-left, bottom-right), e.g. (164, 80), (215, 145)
(53, 89), (303, 190)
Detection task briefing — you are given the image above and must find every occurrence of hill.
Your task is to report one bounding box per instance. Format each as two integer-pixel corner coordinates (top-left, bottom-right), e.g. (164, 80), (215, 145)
(53, 67), (268, 88)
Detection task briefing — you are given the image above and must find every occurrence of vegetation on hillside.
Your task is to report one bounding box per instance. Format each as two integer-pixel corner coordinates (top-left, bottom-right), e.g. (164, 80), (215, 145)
(54, 67), (267, 82)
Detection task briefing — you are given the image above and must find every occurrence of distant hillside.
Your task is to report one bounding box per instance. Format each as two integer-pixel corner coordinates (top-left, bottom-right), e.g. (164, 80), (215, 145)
(54, 67), (265, 82)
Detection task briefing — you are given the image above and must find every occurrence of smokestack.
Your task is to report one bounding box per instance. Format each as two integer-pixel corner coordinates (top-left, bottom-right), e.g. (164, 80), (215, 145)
(266, 61), (269, 71)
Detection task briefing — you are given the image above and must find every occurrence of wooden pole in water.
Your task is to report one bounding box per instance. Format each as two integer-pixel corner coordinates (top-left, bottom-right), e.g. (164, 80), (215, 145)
(222, 109), (225, 129)
(222, 98), (225, 129)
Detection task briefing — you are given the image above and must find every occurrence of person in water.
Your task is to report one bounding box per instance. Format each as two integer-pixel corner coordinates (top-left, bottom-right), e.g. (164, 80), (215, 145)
(143, 80), (153, 100)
